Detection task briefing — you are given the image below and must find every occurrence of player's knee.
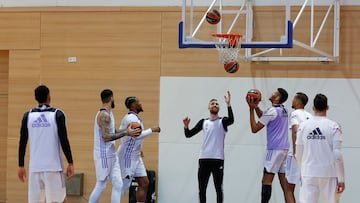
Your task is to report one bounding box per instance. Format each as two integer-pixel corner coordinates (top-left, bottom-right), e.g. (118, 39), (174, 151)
(112, 179), (123, 191)
(95, 180), (107, 191)
(138, 177), (149, 189)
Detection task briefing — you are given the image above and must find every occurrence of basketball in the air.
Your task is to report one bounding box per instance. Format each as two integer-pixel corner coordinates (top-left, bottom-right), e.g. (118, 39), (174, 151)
(246, 89), (262, 104)
(206, 9), (221, 24)
(130, 122), (142, 135)
(224, 61), (239, 73)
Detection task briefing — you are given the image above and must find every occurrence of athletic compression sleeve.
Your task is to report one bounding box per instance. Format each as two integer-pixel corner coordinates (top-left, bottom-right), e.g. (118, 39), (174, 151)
(184, 119), (204, 138)
(136, 128), (153, 139)
(222, 106), (234, 130)
(333, 139), (345, 183)
(18, 112), (29, 167)
(56, 110), (73, 164)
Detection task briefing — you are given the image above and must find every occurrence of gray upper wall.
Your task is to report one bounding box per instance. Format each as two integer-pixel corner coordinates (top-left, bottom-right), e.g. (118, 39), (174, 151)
(0, 0), (359, 7)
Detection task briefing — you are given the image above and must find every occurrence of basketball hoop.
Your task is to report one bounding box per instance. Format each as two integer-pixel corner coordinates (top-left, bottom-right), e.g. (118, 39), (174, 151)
(212, 33), (242, 64)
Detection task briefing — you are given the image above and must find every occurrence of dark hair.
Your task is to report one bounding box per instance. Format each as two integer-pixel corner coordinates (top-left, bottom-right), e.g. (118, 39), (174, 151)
(100, 89), (113, 103)
(125, 96), (137, 109)
(313, 93), (328, 111)
(295, 92), (309, 106)
(277, 88), (288, 104)
(35, 85), (50, 103)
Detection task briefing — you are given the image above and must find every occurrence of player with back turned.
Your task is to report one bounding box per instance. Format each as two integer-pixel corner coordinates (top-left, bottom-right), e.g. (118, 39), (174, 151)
(18, 85), (74, 203)
(183, 91), (234, 203)
(296, 93), (345, 203)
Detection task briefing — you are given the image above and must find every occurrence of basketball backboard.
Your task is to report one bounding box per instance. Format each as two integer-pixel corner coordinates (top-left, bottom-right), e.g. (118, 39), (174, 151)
(179, 0), (340, 62)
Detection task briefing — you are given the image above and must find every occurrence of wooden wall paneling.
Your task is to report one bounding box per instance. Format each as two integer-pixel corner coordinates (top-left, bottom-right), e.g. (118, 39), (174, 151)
(0, 50), (9, 202)
(7, 50), (41, 203)
(39, 11), (162, 202)
(0, 13), (40, 50)
(2, 6), (360, 203)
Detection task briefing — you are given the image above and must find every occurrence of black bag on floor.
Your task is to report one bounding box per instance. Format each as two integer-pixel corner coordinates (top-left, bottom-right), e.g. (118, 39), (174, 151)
(129, 170), (156, 203)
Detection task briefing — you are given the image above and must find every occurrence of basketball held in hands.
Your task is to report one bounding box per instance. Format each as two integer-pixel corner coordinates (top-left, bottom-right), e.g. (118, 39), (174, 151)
(246, 89), (262, 105)
(130, 122), (142, 136)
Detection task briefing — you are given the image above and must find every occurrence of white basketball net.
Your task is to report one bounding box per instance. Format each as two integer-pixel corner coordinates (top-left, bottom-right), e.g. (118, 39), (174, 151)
(213, 34), (242, 64)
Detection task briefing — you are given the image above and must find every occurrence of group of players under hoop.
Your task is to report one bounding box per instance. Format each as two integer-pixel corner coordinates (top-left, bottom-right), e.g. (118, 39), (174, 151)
(183, 89), (345, 203)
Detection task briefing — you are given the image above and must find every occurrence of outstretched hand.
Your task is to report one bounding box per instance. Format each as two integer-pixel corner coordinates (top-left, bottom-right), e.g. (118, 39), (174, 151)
(224, 91), (231, 106)
(183, 117), (190, 128)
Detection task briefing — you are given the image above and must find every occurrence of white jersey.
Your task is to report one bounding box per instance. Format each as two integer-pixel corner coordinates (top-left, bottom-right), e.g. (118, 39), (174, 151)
(288, 109), (312, 155)
(27, 107), (63, 172)
(117, 112), (152, 160)
(93, 108), (116, 160)
(296, 116), (342, 177)
(199, 117), (226, 160)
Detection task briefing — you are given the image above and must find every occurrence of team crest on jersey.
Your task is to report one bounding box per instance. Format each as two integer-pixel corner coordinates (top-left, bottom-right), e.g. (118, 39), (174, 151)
(307, 127), (325, 140)
(32, 114), (51, 127)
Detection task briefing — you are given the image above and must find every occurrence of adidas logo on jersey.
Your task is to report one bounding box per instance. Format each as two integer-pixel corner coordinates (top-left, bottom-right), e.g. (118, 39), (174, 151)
(32, 114), (51, 128)
(307, 127), (325, 140)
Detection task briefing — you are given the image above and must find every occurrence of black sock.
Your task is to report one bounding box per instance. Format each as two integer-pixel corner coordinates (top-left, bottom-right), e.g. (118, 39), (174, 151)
(261, 184), (272, 203)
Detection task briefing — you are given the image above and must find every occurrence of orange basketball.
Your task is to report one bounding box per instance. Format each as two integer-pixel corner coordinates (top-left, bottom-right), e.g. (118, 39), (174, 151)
(130, 122), (142, 135)
(224, 61), (239, 73)
(206, 9), (221, 24)
(246, 89), (262, 104)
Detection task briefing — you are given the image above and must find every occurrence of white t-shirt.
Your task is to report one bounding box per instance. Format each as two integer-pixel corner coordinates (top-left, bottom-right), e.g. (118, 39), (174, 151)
(288, 109), (312, 155)
(296, 116), (342, 177)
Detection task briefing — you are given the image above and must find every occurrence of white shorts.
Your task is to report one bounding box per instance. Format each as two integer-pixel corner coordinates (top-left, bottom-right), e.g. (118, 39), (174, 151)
(119, 156), (147, 179)
(285, 155), (300, 184)
(264, 149), (288, 174)
(94, 156), (121, 181)
(28, 171), (66, 203)
(299, 176), (338, 203)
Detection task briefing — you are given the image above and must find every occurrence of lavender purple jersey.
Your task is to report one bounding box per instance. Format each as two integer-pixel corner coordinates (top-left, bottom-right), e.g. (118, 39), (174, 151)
(259, 105), (290, 150)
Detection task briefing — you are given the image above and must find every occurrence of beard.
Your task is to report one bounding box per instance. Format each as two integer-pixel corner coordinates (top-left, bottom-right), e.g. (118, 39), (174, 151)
(210, 107), (219, 114)
(138, 106), (144, 112)
(111, 101), (115, 109)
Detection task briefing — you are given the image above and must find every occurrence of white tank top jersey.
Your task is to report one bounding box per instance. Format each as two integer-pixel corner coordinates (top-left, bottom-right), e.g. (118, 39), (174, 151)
(199, 117), (226, 160)
(93, 109), (116, 159)
(27, 108), (63, 172)
(118, 112), (152, 159)
(288, 109), (312, 155)
(296, 116), (342, 177)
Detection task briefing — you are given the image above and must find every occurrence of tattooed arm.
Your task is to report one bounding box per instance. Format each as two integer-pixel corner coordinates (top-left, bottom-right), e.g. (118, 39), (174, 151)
(97, 110), (139, 142)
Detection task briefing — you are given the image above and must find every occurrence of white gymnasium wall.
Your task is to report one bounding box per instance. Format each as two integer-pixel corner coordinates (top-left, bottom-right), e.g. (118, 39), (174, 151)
(159, 77), (359, 203)
(0, 0), (359, 7)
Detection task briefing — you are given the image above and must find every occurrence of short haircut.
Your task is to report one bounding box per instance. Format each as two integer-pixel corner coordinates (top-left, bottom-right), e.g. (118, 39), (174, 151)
(100, 89), (113, 103)
(295, 92), (309, 106)
(209, 98), (217, 104)
(35, 85), (50, 103)
(277, 88), (288, 104)
(125, 96), (137, 109)
(313, 93), (328, 111)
